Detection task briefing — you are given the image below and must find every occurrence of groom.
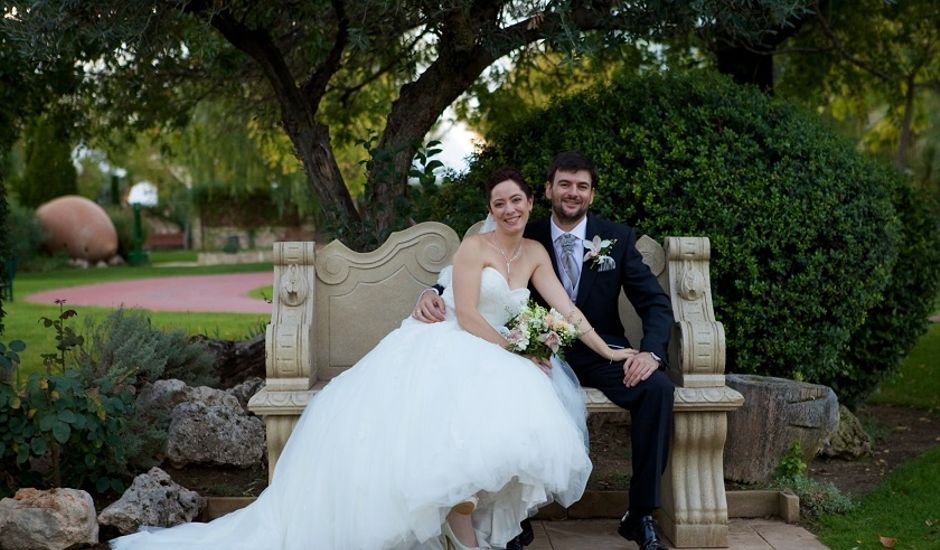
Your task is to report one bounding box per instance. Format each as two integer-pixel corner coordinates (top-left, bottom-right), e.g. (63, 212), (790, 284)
(414, 151), (674, 550)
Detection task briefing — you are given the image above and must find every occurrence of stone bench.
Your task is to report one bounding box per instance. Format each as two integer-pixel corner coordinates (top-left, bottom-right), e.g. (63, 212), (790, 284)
(248, 221), (744, 548)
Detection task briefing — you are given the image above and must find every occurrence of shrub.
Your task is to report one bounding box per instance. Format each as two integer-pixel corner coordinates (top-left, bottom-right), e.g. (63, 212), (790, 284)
(773, 443), (854, 520)
(0, 309), (134, 496)
(76, 308), (217, 388)
(3, 199), (46, 268)
(428, 70), (939, 403)
(105, 205), (147, 260)
(834, 180), (940, 407)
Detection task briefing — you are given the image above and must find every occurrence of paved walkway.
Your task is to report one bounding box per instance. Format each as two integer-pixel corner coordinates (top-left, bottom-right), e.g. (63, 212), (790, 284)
(25, 272), (273, 313)
(528, 519), (827, 549)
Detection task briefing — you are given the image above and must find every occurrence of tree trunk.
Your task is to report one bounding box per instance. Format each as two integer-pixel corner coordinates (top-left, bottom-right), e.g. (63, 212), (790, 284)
(715, 45), (775, 93)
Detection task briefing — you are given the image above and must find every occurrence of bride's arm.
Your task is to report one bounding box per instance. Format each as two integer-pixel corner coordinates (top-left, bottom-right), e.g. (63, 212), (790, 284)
(452, 237), (510, 347)
(528, 245), (635, 363)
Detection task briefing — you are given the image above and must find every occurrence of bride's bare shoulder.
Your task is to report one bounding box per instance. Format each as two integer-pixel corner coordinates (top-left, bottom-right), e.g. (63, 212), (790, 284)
(523, 238), (550, 258)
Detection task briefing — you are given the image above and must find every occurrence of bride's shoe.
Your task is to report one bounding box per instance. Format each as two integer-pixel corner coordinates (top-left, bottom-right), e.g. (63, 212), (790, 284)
(441, 520), (482, 550)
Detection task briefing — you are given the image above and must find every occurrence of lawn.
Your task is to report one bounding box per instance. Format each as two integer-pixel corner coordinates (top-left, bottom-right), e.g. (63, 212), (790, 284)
(2, 262), (272, 376)
(811, 316), (940, 547)
(815, 446), (940, 549)
(869, 324), (940, 412)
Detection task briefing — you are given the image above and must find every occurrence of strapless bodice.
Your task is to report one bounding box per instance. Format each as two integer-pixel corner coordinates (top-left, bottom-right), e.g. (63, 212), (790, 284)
(439, 266), (530, 328)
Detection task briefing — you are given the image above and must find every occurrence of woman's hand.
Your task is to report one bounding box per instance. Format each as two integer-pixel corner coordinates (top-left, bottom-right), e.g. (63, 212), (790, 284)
(525, 355), (553, 376)
(607, 346), (638, 364)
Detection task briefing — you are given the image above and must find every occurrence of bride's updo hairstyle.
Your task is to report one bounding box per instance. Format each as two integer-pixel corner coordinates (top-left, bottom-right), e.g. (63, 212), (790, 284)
(484, 167), (533, 204)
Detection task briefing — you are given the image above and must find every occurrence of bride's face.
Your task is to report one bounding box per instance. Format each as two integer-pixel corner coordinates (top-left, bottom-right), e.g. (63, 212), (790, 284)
(488, 179), (533, 233)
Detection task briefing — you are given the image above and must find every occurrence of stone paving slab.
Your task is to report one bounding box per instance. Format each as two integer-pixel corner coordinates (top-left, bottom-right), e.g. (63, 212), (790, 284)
(530, 519), (829, 550)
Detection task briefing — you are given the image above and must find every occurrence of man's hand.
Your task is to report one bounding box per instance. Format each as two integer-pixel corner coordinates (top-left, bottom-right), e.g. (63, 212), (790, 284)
(412, 289), (447, 323)
(622, 351), (659, 388)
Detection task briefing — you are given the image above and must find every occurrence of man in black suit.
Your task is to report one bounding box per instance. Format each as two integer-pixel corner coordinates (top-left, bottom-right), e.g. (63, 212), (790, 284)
(414, 151), (674, 550)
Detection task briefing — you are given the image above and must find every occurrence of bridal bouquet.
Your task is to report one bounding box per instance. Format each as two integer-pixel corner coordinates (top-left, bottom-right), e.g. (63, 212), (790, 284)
(499, 300), (578, 360)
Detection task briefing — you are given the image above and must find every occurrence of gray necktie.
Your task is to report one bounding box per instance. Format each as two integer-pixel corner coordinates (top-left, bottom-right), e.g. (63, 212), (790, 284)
(559, 233), (581, 300)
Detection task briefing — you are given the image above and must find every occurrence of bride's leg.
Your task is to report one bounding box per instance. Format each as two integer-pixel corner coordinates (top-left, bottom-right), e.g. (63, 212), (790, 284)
(444, 499), (479, 548)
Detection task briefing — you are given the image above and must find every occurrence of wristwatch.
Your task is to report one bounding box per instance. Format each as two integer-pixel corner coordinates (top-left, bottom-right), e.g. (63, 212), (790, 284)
(648, 352), (663, 365)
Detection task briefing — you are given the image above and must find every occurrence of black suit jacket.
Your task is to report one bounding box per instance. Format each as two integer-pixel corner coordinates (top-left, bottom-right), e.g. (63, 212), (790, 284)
(524, 214), (673, 370)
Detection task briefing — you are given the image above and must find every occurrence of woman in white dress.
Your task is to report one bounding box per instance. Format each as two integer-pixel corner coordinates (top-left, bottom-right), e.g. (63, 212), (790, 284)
(110, 168), (636, 550)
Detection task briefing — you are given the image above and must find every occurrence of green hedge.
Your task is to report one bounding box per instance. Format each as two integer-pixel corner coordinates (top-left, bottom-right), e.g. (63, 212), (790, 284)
(428, 71), (939, 405)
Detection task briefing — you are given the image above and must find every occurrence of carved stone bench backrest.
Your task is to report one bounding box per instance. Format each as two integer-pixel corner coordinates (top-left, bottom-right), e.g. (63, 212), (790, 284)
(271, 221), (715, 388)
(310, 222), (458, 383)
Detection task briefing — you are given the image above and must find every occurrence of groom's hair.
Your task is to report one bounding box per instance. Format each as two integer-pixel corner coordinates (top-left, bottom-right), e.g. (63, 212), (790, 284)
(546, 151), (598, 188)
(484, 167), (533, 201)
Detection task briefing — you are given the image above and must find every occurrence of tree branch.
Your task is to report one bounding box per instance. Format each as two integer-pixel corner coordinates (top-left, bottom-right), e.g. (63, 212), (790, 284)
(811, 0), (896, 83)
(299, 0), (348, 102)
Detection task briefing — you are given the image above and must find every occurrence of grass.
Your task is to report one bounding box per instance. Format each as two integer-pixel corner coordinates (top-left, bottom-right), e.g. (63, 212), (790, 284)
(869, 324), (940, 412)
(2, 262), (272, 376)
(815, 446), (940, 549)
(247, 285), (274, 301)
(149, 249), (199, 264)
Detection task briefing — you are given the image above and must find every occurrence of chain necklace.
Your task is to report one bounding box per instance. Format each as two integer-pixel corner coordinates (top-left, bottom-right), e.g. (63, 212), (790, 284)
(485, 234), (524, 275)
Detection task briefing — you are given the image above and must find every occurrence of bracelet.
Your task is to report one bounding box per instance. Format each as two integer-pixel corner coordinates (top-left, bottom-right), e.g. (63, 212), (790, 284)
(580, 326), (595, 337)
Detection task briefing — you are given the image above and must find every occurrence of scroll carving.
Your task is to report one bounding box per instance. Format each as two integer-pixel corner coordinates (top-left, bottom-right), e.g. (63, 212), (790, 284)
(636, 235), (666, 276)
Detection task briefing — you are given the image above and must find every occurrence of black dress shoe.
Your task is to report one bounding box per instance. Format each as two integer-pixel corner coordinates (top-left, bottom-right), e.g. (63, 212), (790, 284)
(618, 513), (666, 550)
(505, 519), (534, 549)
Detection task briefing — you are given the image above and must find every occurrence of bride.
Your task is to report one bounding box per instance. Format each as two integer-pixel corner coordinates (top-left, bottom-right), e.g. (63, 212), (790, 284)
(110, 168), (636, 550)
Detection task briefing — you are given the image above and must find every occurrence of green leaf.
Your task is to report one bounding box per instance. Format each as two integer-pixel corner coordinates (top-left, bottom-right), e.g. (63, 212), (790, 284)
(39, 414), (56, 431)
(52, 422), (71, 444)
(58, 410), (78, 424)
(30, 436), (48, 455)
(8, 396), (21, 410)
(9, 340), (26, 352)
(95, 477), (110, 493)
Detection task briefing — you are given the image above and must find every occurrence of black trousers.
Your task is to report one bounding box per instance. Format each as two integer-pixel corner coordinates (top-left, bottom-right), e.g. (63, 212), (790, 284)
(574, 361), (674, 510)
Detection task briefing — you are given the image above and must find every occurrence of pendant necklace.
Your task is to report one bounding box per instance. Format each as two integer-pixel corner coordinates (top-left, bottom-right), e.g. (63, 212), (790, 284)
(486, 234), (523, 275)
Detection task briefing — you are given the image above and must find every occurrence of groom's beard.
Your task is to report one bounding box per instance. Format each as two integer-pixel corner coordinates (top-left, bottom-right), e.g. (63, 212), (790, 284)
(552, 204), (589, 225)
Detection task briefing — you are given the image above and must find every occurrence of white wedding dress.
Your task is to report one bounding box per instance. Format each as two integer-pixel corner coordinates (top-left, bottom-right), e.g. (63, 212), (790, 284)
(111, 267), (591, 549)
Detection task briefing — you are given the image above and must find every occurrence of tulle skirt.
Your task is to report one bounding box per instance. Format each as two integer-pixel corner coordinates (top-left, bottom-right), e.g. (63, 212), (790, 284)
(111, 316), (591, 549)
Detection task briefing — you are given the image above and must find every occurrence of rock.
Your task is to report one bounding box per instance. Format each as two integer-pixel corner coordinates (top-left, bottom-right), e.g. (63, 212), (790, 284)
(227, 377), (265, 411)
(137, 380), (239, 414)
(166, 400), (265, 467)
(96, 260), (108, 268)
(97, 467), (206, 534)
(67, 258), (90, 269)
(136, 379), (189, 413)
(186, 385), (241, 409)
(36, 195), (119, 262)
(0, 488), (98, 550)
(819, 405), (873, 459)
(724, 374), (839, 483)
(108, 254), (126, 266)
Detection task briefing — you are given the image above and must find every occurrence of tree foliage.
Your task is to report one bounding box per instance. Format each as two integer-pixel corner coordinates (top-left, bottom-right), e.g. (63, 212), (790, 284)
(5, 0), (811, 250)
(775, 0), (940, 174)
(0, 7), (79, 333)
(14, 113), (78, 208)
(429, 71), (938, 405)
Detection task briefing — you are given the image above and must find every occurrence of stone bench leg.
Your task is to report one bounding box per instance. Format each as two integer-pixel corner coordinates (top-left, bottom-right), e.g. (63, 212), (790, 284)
(659, 388), (743, 547)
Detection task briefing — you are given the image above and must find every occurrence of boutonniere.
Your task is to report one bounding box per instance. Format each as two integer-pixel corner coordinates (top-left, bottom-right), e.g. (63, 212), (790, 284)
(583, 235), (617, 271)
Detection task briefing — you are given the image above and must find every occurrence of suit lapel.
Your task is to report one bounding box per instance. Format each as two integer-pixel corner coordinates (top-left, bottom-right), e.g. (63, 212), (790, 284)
(575, 214), (600, 309)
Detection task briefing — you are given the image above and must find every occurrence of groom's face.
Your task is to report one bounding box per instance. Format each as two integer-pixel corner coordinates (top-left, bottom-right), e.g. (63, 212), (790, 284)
(545, 169), (595, 226)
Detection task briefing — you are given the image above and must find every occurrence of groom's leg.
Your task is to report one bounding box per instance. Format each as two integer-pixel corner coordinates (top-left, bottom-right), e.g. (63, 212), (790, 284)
(576, 362), (674, 510)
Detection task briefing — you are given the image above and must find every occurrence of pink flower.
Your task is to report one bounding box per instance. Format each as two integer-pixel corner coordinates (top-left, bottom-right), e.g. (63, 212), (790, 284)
(541, 331), (561, 352)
